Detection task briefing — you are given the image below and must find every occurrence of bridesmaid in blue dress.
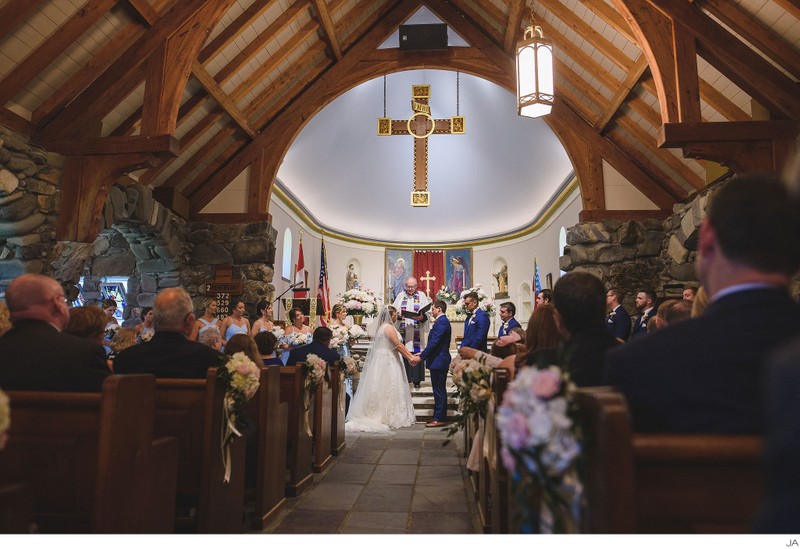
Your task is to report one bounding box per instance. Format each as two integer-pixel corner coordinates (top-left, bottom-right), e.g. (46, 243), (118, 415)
(189, 297), (219, 341)
(280, 307), (311, 365)
(250, 299), (276, 336)
(220, 299), (250, 347)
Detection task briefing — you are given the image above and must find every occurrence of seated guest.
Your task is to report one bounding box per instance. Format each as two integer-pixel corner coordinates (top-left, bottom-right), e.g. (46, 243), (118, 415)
(535, 288), (552, 307)
(114, 287), (223, 379)
(65, 306), (108, 346)
(134, 307), (155, 342)
(682, 285), (698, 302)
(198, 325), (222, 351)
(0, 274), (109, 391)
(108, 327), (137, 365)
(648, 299), (678, 333)
(525, 272), (619, 387)
(663, 299), (692, 326)
(287, 326), (340, 367)
(606, 174), (800, 434)
(222, 333), (261, 365)
(254, 331), (282, 366)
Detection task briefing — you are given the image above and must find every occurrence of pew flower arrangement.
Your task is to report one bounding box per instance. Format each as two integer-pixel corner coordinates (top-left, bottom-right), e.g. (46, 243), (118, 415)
(302, 354), (329, 436)
(454, 284), (495, 316)
(217, 352), (261, 482)
(339, 288), (380, 317)
(444, 356), (493, 440)
(497, 365), (583, 533)
(0, 388), (9, 452)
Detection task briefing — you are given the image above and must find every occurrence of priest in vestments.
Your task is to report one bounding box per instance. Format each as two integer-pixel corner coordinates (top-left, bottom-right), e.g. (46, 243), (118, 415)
(393, 277), (431, 388)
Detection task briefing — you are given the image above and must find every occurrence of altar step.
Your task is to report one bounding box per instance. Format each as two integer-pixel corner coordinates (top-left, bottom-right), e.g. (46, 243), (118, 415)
(410, 374), (459, 423)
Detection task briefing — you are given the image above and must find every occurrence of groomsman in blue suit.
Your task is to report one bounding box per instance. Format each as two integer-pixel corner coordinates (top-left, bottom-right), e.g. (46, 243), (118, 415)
(497, 302), (522, 338)
(415, 300), (452, 427)
(460, 291), (490, 353)
(605, 288), (631, 342)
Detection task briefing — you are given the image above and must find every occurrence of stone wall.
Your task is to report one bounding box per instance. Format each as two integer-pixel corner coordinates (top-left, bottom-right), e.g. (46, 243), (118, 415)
(559, 182), (716, 311)
(0, 126), (62, 290)
(0, 124), (278, 320)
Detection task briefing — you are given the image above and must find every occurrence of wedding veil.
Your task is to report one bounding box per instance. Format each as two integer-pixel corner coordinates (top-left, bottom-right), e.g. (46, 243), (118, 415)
(368, 305), (394, 338)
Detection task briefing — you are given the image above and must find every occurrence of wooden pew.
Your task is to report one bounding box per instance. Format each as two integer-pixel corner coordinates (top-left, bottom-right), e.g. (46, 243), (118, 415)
(487, 367), (512, 533)
(154, 368), (246, 533)
(330, 366), (346, 456)
(280, 364), (313, 497)
(0, 375), (177, 533)
(0, 484), (33, 533)
(576, 388), (764, 533)
(247, 365), (288, 530)
(312, 367), (334, 473)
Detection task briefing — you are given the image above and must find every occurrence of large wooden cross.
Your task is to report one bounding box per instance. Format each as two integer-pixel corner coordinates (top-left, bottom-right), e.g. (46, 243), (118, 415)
(419, 270), (436, 297)
(378, 84), (465, 206)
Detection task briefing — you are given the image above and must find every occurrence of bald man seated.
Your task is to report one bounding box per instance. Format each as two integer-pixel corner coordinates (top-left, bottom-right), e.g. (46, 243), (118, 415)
(0, 274), (110, 392)
(114, 287), (223, 379)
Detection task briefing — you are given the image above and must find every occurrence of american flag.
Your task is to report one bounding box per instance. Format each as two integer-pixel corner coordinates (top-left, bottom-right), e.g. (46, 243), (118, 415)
(533, 257), (542, 309)
(317, 239), (330, 326)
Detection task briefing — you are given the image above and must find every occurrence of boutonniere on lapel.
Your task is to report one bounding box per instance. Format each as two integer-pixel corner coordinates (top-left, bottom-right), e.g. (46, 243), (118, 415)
(607, 311), (616, 324)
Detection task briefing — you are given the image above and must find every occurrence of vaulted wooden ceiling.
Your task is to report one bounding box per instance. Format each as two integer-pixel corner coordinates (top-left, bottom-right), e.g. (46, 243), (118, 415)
(0, 0), (798, 242)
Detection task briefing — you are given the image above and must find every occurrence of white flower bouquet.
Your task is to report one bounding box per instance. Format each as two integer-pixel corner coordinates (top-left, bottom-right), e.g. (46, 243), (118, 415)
(339, 288), (380, 317)
(284, 331), (311, 348)
(348, 324), (366, 340)
(217, 352), (261, 482)
(329, 324), (350, 349)
(436, 286), (458, 304)
(454, 284), (496, 316)
(0, 388), (9, 451)
(497, 365), (582, 533)
(270, 326), (285, 340)
(139, 330), (154, 343)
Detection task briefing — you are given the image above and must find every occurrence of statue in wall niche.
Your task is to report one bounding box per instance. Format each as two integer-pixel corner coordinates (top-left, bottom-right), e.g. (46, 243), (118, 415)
(346, 263), (359, 290)
(493, 264), (508, 298)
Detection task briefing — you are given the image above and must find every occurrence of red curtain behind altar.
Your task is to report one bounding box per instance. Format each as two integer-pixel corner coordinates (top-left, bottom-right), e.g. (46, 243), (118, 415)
(413, 250), (445, 299)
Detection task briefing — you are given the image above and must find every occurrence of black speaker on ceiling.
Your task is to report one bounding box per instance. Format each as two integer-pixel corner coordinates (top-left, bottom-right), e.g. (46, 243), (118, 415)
(399, 24), (448, 51)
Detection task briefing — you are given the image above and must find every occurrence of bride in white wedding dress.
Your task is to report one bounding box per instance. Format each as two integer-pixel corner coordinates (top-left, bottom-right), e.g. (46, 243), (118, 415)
(346, 305), (417, 432)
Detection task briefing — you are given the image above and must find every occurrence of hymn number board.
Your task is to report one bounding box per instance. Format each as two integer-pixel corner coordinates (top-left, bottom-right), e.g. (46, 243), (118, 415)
(206, 266), (243, 320)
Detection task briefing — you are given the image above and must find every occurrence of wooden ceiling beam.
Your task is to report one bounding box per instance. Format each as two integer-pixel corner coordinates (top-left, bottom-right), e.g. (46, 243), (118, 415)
(605, 124), (689, 199)
(595, 54), (649, 131)
(340, 0), (397, 52)
(444, 0), (504, 46)
(122, 0), (160, 25)
(0, 0), (117, 107)
(189, 0), (425, 214)
(773, 0), (800, 21)
(164, 126), (238, 191)
(32, 20), (149, 128)
(139, 108), (227, 186)
(43, 134), (179, 157)
(579, 0), (638, 45)
(697, 78), (749, 122)
(653, 0), (800, 119)
(40, 0), (231, 141)
(198, 0), (277, 64)
(311, 0), (343, 60)
(541, 0), (635, 72)
(0, 107), (36, 136)
(211, 0), (309, 87)
(0, 0), (46, 43)
(548, 114), (606, 211)
(184, 136), (249, 200)
(658, 120), (800, 147)
(551, 99), (681, 209)
(699, 0), (800, 79)
(191, 62), (257, 138)
(615, 116), (704, 191)
(229, 20), (321, 104)
(503, 0), (526, 55)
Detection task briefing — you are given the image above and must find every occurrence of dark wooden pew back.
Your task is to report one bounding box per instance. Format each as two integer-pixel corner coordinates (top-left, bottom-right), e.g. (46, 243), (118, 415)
(280, 364), (313, 496)
(576, 388), (764, 533)
(154, 368), (246, 533)
(0, 375), (174, 533)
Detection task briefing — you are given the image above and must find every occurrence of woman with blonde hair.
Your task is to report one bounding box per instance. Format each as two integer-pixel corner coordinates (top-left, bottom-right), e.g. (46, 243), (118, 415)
(190, 297), (219, 341)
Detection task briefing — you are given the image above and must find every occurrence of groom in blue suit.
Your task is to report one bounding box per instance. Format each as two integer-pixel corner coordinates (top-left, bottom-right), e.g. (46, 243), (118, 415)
(416, 300), (452, 427)
(460, 291), (490, 353)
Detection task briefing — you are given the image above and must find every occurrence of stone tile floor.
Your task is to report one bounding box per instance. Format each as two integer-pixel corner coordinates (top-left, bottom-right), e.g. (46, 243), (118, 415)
(260, 423), (482, 534)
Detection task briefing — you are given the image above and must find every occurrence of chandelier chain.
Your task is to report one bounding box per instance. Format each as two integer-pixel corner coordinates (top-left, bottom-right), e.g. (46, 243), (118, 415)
(383, 74), (387, 118)
(456, 71), (460, 116)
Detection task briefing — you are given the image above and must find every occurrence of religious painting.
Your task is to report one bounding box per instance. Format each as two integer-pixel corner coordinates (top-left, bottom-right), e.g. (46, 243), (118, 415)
(444, 248), (473, 298)
(385, 249), (413, 302)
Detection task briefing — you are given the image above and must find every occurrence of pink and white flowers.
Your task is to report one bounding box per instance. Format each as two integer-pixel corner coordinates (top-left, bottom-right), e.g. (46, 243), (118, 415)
(329, 324), (350, 349)
(445, 356), (494, 438)
(217, 352), (260, 482)
(223, 352), (261, 400)
(454, 284), (495, 316)
(304, 353), (327, 394)
(339, 288), (380, 317)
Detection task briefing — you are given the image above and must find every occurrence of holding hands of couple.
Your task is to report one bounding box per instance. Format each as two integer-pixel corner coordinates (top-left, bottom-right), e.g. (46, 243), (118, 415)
(409, 354), (422, 366)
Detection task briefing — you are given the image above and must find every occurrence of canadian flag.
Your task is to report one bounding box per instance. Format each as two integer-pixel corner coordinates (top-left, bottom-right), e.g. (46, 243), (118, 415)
(294, 236), (307, 298)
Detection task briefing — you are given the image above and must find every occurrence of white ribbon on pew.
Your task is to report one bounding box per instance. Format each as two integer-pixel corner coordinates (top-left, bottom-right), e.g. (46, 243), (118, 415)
(303, 378), (313, 438)
(221, 395), (243, 483)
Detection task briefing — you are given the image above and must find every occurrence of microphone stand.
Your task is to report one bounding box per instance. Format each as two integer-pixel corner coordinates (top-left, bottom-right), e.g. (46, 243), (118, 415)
(274, 282), (311, 324)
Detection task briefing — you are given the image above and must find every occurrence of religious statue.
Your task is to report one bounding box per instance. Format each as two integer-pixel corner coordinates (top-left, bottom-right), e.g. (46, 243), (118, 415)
(391, 258), (407, 301)
(493, 264), (508, 298)
(345, 263), (358, 291)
